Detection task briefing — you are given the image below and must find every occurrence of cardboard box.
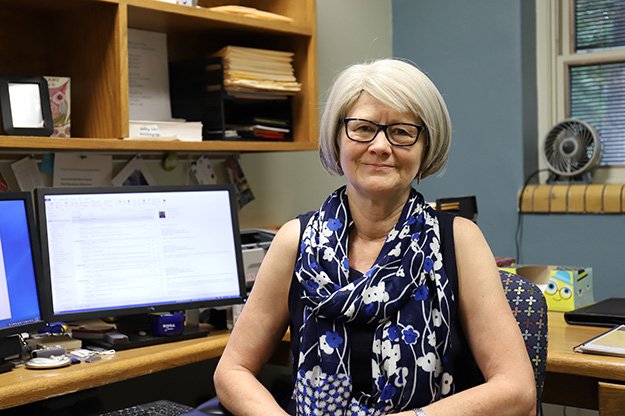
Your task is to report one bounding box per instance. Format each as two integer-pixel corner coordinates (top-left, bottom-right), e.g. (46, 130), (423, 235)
(500, 265), (593, 312)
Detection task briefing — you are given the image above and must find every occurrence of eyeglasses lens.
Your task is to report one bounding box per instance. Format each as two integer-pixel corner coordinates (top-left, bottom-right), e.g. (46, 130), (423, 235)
(345, 119), (419, 146)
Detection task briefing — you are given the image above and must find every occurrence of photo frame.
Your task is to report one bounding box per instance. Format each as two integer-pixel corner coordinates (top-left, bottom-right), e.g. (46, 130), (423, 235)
(111, 155), (156, 187)
(0, 76), (53, 136)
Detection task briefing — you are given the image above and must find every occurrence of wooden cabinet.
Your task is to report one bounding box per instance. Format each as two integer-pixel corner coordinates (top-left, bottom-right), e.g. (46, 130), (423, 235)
(0, 0), (317, 152)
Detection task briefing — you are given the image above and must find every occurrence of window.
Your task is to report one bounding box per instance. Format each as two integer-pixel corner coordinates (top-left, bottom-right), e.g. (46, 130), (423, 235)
(537, 0), (625, 181)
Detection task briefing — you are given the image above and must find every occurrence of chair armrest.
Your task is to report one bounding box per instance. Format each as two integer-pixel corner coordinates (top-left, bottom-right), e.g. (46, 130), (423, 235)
(193, 396), (233, 416)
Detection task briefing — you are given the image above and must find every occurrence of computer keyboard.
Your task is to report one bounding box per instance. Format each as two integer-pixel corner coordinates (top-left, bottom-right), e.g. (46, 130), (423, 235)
(97, 399), (194, 416)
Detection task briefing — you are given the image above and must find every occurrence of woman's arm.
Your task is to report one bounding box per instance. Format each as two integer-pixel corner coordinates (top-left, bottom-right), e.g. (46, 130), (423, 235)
(213, 219), (300, 415)
(416, 217), (536, 416)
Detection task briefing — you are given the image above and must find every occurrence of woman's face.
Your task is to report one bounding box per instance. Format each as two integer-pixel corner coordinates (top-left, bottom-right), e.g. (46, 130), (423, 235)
(339, 92), (426, 199)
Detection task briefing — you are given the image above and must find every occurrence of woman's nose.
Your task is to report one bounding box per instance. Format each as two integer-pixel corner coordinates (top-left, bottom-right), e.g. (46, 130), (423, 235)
(368, 129), (392, 152)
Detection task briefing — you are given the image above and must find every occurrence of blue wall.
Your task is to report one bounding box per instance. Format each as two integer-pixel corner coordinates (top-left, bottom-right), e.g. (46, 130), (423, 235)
(393, 0), (526, 255)
(393, 0), (625, 301)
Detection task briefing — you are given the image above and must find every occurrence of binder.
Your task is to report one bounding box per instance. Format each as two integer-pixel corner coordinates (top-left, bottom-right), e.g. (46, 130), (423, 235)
(564, 297), (625, 327)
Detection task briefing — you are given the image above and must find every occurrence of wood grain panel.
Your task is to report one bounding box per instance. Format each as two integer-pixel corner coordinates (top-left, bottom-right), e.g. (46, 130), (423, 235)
(599, 382), (625, 416)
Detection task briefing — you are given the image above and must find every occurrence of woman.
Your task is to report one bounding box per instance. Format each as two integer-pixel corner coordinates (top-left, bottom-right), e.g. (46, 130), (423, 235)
(214, 59), (536, 416)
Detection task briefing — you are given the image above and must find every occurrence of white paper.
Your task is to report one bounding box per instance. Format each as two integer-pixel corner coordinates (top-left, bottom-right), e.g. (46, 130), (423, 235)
(53, 153), (113, 187)
(111, 156), (156, 186)
(8, 83), (44, 128)
(191, 154), (217, 184)
(128, 29), (172, 121)
(0, 235), (11, 320)
(127, 120), (202, 142)
(11, 157), (44, 192)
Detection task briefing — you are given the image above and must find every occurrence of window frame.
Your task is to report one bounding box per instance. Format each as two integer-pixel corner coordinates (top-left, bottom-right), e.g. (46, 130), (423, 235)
(536, 0), (625, 184)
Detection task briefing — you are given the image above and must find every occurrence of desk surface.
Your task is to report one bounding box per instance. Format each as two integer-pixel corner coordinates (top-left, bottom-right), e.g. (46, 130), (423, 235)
(2, 312), (625, 411)
(0, 332), (230, 410)
(547, 311), (625, 381)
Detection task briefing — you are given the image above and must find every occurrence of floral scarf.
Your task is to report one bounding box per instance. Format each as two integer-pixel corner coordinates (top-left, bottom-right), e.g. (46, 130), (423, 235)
(293, 186), (455, 415)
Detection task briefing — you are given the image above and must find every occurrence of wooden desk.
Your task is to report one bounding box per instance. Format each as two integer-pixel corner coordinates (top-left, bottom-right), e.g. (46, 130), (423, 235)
(3, 314), (625, 414)
(544, 312), (625, 415)
(0, 332), (230, 410)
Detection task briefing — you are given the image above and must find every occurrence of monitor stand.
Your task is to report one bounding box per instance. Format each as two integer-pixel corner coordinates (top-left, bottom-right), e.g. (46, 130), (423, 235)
(78, 313), (211, 351)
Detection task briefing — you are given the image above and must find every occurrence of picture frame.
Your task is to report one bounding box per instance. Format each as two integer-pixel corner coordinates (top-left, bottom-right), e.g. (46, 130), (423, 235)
(111, 155), (156, 187)
(0, 76), (53, 136)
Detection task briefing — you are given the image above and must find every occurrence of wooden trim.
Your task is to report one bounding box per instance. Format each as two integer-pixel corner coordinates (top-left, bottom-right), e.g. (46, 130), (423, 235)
(0, 332), (230, 410)
(0, 136), (317, 152)
(519, 184), (625, 214)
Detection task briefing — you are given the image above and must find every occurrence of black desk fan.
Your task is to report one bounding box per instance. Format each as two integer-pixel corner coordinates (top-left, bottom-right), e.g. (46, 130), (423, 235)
(542, 119), (601, 183)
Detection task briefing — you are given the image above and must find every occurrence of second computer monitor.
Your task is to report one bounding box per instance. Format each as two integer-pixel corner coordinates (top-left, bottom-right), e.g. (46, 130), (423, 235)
(36, 185), (247, 323)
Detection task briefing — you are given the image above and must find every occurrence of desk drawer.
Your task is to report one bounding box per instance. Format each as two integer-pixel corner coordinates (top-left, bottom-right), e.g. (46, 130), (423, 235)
(599, 382), (625, 416)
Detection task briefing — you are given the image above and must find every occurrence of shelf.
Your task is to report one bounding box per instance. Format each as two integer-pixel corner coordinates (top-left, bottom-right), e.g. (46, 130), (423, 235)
(0, 136), (316, 153)
(0, 0), (317, 154)
(127, 0), (313, 37)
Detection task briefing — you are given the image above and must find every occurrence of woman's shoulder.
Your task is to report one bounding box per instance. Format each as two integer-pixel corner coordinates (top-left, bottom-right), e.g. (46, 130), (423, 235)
(274, 218), (301, 247)
(451, 215), (483, 241)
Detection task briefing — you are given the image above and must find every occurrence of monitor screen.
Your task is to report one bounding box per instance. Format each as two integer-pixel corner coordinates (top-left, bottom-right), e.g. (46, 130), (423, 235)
(0, 192), (44, 338)
(36, 185), (246, 322)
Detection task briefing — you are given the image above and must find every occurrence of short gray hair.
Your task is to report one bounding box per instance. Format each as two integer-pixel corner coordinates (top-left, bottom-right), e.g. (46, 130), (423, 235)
(319, 58), (451, 179)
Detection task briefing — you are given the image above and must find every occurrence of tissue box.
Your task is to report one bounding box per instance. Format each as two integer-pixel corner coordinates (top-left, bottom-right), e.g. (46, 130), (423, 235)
(500, 265), (593, 312)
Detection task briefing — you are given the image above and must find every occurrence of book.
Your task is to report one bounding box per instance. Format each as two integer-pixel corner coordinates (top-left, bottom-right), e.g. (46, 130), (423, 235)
(574, 324), (625, 357)
(44, 76), (71, 137)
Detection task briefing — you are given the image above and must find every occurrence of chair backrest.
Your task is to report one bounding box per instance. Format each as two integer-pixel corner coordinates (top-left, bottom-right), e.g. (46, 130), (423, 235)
(499, 269), (548, 404)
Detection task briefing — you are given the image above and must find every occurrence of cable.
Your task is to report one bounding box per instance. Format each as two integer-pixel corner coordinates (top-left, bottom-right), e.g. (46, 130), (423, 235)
(515, 168), (550, 263)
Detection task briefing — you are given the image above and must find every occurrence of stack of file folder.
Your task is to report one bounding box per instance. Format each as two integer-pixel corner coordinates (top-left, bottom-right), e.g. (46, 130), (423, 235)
(214, 45), (301, 95)
(169, 47), (297, 141)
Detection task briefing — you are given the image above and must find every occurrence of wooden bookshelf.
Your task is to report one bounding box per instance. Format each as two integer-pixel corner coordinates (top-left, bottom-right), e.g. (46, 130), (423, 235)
(0, 0), (318, 153)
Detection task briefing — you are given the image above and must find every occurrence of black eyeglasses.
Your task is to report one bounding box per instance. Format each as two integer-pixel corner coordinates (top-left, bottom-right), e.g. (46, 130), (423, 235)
(343, 117), (425, 147)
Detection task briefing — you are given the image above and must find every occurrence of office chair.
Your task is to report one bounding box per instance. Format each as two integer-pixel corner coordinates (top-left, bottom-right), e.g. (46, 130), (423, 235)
(200, 270), (549, 415)
(499, 269), (549, 409)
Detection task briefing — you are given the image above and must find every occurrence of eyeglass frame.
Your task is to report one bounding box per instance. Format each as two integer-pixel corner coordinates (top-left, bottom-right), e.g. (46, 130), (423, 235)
(342, 117), (426, 147)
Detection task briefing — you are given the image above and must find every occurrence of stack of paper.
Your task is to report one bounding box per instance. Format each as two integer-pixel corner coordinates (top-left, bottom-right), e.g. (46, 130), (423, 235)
(206, 5), (294, 23)
(126, 120), (203, 142)
(214, 46), (301, 94)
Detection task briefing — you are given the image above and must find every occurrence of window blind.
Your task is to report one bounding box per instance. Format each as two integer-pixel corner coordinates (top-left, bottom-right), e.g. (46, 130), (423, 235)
(569, 62), (625, 165)
(571, 0), (625, 165)
(575, 0), (625, 52)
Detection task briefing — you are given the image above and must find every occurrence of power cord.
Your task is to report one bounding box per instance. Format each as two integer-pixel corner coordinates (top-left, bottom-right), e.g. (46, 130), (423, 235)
(515, 169), (550, 263)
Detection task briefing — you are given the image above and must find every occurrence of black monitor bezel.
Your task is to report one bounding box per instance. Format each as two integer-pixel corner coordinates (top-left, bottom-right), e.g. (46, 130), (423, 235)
(35, 184), (248, 322)
(0, 192), (46, 337)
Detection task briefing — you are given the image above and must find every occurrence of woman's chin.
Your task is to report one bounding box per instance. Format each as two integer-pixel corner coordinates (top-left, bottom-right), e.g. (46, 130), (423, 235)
(350, 179), (409, 197)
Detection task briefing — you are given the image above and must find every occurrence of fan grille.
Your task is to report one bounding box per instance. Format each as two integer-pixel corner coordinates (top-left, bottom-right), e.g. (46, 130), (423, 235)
(543, 119), (600, 177)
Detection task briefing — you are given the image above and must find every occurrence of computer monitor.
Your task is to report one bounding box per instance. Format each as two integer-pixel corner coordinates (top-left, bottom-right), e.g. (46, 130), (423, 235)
(35, 185), (246, 349)
(0, 192), (44, 372)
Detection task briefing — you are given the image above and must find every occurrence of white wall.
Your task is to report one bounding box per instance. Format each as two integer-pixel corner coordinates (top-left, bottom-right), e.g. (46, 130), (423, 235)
(237, 0), (393, 228)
